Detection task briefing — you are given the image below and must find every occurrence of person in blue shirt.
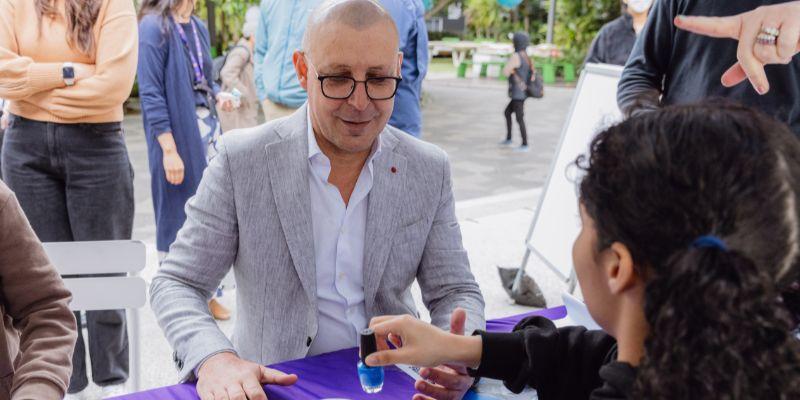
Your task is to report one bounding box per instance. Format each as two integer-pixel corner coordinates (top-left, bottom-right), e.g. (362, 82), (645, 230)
(254, 0), (322, 121)
(379, 0), (429, 137)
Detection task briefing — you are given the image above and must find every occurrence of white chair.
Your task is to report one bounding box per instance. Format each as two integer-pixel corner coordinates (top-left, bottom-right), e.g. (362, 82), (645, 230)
(43, 240), (147, 392)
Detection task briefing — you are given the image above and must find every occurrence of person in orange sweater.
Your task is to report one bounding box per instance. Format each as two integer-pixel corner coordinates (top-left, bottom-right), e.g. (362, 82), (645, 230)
(0, 0), (138, 397)
(0, 179), (78, 400)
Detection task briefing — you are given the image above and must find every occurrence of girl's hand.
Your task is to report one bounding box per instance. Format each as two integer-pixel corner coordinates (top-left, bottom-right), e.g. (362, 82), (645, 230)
(162, 149), (185, 185)
(366, 309), (482, 371)
(674, 2), (800, 94)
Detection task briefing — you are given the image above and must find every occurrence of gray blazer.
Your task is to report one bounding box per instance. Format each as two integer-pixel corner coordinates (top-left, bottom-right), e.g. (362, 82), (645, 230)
(150, 105), (486, 380)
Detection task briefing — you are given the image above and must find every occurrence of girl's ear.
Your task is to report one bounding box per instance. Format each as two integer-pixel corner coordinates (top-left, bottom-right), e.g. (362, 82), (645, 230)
(603, 242), (639, 294)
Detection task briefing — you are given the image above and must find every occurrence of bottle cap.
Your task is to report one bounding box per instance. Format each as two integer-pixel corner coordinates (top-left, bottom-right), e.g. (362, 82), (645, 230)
(359, 328), (378, 363)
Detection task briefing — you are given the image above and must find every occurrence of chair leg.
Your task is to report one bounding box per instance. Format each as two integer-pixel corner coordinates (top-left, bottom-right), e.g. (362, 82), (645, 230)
(128, 308), (141, 392)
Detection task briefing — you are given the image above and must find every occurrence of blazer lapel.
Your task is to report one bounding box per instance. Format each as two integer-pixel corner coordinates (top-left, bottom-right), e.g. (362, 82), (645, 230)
(363, 131), (408, 313)
(265, 106), (317, 310)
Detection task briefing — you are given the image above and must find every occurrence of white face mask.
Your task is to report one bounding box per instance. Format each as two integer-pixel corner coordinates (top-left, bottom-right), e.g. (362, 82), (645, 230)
(627, 0), (652, 14)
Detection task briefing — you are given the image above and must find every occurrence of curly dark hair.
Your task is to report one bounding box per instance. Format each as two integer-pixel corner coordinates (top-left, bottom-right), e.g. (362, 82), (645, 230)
(577, 102), (800, 398)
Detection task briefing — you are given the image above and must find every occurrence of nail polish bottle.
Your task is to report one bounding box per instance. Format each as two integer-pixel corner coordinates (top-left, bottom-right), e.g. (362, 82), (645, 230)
(357, 328), (384, 393)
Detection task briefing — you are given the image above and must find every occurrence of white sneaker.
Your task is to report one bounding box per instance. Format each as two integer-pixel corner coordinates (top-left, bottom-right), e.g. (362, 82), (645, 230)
(100, 384), (128, 399)
(513, 145), (531, 153)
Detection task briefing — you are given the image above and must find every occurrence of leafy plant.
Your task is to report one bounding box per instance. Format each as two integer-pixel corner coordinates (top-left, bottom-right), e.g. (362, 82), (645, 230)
(554, 0), (620, 66)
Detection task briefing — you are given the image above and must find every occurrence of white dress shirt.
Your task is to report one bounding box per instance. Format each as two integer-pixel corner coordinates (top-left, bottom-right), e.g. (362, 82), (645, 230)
(306, 111), (382, 356)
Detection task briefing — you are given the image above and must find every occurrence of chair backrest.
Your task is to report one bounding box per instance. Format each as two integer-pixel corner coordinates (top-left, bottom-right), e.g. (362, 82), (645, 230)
(43, 240), (147, 311)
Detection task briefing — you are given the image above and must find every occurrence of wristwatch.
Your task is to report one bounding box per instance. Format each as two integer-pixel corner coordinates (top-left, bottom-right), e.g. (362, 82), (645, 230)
(62, 62), (75, 86)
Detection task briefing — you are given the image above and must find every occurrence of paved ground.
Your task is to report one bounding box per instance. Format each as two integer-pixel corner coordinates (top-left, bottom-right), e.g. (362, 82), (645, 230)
(76, 76), (576, 398)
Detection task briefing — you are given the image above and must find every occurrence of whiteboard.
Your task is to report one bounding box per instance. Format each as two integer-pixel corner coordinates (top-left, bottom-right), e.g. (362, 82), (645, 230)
(528, 64), (624, 280)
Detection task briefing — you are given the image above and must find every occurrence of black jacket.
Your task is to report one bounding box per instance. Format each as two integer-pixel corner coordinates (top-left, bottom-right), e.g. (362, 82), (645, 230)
(617, 0), (800, 135)
(585, 14), (637, 67)
(470, 316), (635, 399)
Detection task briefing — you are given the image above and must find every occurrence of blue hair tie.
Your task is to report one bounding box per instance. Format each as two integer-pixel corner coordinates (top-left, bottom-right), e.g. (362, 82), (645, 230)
(692, 235), (728, 252)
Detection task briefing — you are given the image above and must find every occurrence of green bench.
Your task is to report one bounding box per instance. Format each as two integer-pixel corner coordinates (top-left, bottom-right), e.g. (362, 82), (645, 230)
(457, 60), (506, 79)
(457, 57), (574, 83)
(532, 59), (576, 84)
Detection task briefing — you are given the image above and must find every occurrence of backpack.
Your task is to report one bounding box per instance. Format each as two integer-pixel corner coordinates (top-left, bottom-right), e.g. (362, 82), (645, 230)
(513, 52), (544, 99)
(212, 45), (249, 86)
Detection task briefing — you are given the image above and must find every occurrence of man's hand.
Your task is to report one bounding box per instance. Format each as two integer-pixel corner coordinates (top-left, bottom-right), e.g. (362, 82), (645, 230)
(413, 308), (475, 400)
(196, 352), (298, 400)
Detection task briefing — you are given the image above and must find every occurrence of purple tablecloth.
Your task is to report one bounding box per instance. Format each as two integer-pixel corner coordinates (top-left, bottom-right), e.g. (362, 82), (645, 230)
(114, 306), (566, 400)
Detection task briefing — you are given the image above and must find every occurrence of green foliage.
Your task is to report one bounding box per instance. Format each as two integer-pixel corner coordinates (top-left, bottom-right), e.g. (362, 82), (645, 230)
(461, 0), (547, 43)
(465, 0), (502, 39)
(196, 0), (260, 52)
(554, 0), (620, 66)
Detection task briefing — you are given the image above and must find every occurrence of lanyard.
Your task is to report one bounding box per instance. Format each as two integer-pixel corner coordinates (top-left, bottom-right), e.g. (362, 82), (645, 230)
(174, 18), (205, 85)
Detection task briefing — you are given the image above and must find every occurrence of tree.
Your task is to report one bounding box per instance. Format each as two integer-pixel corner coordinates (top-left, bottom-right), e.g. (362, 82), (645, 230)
(196, 0), (260, 55)
(426, 0), (456, 18)
(465, 0), (503, 39)
(554, 0), (620, 64)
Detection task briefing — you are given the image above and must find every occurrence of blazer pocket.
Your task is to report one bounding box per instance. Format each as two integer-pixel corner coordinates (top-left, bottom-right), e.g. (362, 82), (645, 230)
(393, 218), (428, 247)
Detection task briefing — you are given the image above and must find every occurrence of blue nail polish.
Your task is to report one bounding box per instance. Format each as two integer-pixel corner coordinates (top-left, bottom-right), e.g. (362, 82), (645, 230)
(358, 328), (384, 393)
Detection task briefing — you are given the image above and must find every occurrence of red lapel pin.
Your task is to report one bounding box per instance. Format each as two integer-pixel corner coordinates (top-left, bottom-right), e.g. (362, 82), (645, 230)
(390, 166), (397, 173)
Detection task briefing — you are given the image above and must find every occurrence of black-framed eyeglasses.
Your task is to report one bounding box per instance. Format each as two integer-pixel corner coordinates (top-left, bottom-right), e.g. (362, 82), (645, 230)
(306, 59), (402, 100)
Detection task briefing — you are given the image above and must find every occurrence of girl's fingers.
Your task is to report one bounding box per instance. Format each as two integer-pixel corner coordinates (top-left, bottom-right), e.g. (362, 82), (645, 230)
(674, 14), (741, 39)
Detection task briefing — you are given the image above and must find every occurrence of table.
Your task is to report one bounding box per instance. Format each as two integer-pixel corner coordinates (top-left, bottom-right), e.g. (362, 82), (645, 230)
(113, 307), (566, 400)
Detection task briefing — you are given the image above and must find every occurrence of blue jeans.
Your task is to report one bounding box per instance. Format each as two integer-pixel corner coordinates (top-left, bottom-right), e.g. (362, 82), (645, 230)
(1, 114), (133, 392)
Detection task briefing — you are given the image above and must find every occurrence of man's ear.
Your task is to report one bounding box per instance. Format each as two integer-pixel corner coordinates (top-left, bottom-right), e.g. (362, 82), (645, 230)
(604, 242), (639, 295)
(293, 51), (309, 90)
(396, 51), (403, 76)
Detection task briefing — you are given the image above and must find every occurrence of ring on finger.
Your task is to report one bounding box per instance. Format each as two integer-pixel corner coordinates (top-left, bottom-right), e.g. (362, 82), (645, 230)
(756, 32), (778, 45)
(760, 26), (780, 37)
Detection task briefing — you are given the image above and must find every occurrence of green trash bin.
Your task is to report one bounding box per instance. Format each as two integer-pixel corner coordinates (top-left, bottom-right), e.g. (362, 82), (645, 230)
(541, 63), (556, 84)
(479, 63), (489, 78)
(561, 63), (576, 83)
(457, 61), (472, 78)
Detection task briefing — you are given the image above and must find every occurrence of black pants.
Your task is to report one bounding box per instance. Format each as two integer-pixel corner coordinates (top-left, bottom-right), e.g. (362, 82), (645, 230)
(504, 99), (528, 146)
(1, 115), (133, 392)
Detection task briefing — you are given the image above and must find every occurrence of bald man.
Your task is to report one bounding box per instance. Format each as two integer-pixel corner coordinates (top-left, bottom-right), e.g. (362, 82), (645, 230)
(149, 1), (485, 398)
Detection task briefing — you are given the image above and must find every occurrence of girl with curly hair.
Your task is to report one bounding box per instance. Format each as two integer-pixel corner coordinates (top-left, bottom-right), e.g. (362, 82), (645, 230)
(365, 103), (800, 399)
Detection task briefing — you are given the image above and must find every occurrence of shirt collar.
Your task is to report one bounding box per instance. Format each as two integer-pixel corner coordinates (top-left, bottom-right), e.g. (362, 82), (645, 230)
(306, 107), (383, 163)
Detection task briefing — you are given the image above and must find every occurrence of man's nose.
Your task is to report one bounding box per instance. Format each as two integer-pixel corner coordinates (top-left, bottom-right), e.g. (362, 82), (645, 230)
(347, 81), (370, 111)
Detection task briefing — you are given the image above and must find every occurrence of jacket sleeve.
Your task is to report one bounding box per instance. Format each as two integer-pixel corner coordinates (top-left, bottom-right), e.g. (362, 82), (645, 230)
(253, 8), (269, 102)
(411, 2), (428, 83)
(149, 137), (239, 381)
(137, 17), (173, 138)
(471, 316), (616, 398)
(584, 29), (606, 65)
(416, 153), (486, 335)
(616, 0), (675, 117)
(0, 187), (77, 400)
(220, 47), (250, 94)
